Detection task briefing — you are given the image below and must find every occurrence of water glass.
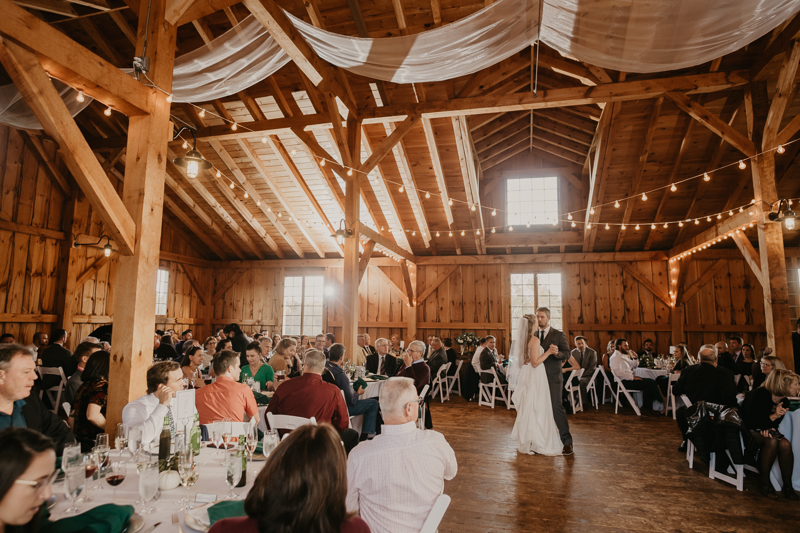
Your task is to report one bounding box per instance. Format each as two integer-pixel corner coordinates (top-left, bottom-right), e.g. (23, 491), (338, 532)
(92, 445), (110, 489)
(115, 424), (128, 456)
(63, 442), (82, 469)
(128, 427), (142, 461)
(63, 466), (85, 514)
(262, 429), (278, 458)
(138, 462), (159, 514)
(224, 450), (242, 500)
(177, 449), (195, 510)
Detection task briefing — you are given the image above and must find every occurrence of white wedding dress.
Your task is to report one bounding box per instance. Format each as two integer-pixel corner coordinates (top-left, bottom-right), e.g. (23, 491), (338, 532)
(508, 320), (563, 456)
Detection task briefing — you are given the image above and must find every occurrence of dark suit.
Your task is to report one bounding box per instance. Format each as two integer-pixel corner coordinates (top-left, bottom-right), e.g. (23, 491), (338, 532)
(445, 348), (458, 375)
(399, 360), (432, 429)
(365, 352), (399, 377)
(428, 348), (448, 382)
(39, 343), (76, 389)
(717, 351), (736, 373)
(571, 347), (598, 405)
(479, 349), (506, 384)
(534, 327), (572, 446)
(21, 388), (74, 455)
(674, 362), (738, 439)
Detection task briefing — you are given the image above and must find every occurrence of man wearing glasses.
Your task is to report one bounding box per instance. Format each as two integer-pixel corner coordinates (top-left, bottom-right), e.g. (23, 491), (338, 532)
(399, 340), (432, 429)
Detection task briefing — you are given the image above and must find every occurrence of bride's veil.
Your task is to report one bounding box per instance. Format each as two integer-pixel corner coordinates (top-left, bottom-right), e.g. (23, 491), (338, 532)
(507, 317), (529, 391)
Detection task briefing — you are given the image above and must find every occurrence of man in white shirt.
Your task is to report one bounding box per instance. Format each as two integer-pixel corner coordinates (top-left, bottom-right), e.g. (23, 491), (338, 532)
(122, 361), (187, 446)
(25, 332), (48, 359)
(471, 337), (488, 373)
(609, 338), (659, 414)
(347, 377), (457, 533)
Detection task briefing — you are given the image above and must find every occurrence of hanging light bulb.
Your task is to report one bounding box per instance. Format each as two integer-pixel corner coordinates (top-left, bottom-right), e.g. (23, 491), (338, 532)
(76, 91), (85, 103)
(476, 229), (480, 235)
(508, 226), (513, 232)
(448, 198), (454, 206)
(198, 108), (206, 118)
(707, 216), (712, 222)
(703, 172), (711, 182)
(777, 145), (786, 154)
(729, 210), (734, 216)
(491, 227), (496, 233)
(412, 231), (416, 236)
(739, 206), (744, 212)
(604, 223), (610, 230)
(436, 231), (440, 237)
(231, 122), (238, 131)
(267, 207), (272, 212)
(448, 231), (453, 237)
(182, 140), (188, 149)
(678, 221), (684, 227)
(166, 94), (173, 103)
(491, 209), (497, 216)
(663, 223), (668, 228)
(244, 192), (249, 199)
(717, 213), (722, 219)
(320, 159), (326, 167)
(471, 205), (477, 211)
(670, 184), (677, 192)
(738, 160), (746, 169)
(425, 191), (431, 199)
(278, 212), (282, 217)
(257, 200), (261, 206)
(460, 230), (465, 236)
(567, 213), (573, 220)
(614, 200), (620, 208)
(261, 137), (267, 144)
(399, 185), (404, 193)
(642, 193), (648, 201)
(590, 207), (595, 215)
(571, 221), (576, 228)
(290, 149), (297, 155)
(229, 182), (235, 189)
(694, 219), (699, 225)
(621, 224), (626, 230)
(347, 168), (353, 176)
(104, 106), (112, 116)
(216, 170), (222, 178)
(635, 224), (640, 230)
(651, 223), (656, 229)
(103, 243), (112, 257)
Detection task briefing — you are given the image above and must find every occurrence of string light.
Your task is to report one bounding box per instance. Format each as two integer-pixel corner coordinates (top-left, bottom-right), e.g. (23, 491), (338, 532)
(412, 231), (416, 236)
(678, 221), (684, 227)
(717, 214), (722, 219)
(399, 186), (404, 193)
(491, 209), (497, 216)
(670, 184), (677, 192)
(229, 182), (235, 189)
(104, 106), (112, 116)
(663, 223), (668, 228)
(614, 200), (620, 208)
(320, 159), (326, 167)
(261, 137), (267, 144)
(621, 224), (626, 230)
(256, 200), (261, 206)
(567, 213), (573, 220)
(590, 207), (595, 215)
(244, 192), (249, 199)
(491, 228), (496, 233)
(642, 193), (648, 201)
(476, 229), (481, 235)
(425, 191), (431, 199)
(738, 160), (746, 169)
(278, 212), (282, 217)
(571, 221), (576, 227)
(703, 172), (710, 182)
(729, 210), (734, 216)
(694, 219), (699, 225)
(471, 205), (477, 212)
(231, 122), (238, 131)
(707, 216), (712, 222)
(76, 92), (85, 103)
(651, 224), (656, 229)
(605, 223), (610, 230)
(347, 168), (353, 176)
(216, 170), (222, 178)
(291, 149), (296, 155)
(635, 224), (640, 230)
(449, 231), (453, 237)
(508, 226), (513, 231)
(461, 230), (465, 236)
(587, 223), (592, 229)
(436, 231), (440, 237)
(166, 94), (173, 103)
(777, 145), (786, 154)
(182, 140), (188, 149)
(448, 198), (454, 206)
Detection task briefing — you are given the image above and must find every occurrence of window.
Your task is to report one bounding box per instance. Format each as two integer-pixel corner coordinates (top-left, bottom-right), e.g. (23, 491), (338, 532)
(282, 276), (325, 336)
(506, 176), (558, 226)
(510, 272), (563, 337)
(155, 269), (169, 315)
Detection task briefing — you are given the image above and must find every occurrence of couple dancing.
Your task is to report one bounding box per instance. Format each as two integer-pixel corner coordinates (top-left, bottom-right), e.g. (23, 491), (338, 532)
(507, 308), (573, 456)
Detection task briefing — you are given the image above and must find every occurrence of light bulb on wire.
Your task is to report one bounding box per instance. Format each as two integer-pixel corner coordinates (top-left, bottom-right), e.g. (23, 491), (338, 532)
(261, 137), (267, 144)
(642, 193), (648, 201)
(777, 145), (785, 154)
(471, 205), (477, 212)
(491, 209), (497, 216)
(198, 108), (206, 118)
(104, 106), (112, 116)
(216, 170), (221, 178)
(614, 200), (620, 208)
(425, 191), (431, 199)
(670, 184), (677, 192)
(703, 173), (710, 182)
(229, 182), (235, 189)
(448, 198), (453, 206)
(76, 91), (85, 103)
(399, 185), (404, 193)
(635, 224), (640, 230)
(231, 123), (238, 131)
(166, 94), (173, 103)
(738, 160), (746, 169)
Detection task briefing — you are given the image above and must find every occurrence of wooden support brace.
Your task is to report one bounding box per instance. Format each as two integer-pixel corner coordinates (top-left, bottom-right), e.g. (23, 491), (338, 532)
(359, 113), (420, 175)
(679, 259), (728, 305)
(400, 260), (416, 306)
(179, 263), (208, 306)
(416, 265), (458, 304)
(75, 253), (116, 288)
(369, 265), (409, 306)
(731, 233), (764, 287)
(360, 224), (416, 263)
(211, 268), (247, 304)
(616, 263), (671, 308)
(358, 239), (375, 284)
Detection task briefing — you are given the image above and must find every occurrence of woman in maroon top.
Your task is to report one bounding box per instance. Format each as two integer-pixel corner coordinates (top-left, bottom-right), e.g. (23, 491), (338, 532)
(209, 423), (369, 533)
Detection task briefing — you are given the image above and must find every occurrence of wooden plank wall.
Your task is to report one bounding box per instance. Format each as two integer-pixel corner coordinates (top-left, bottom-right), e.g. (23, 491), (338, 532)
(209, 266), (284, 335)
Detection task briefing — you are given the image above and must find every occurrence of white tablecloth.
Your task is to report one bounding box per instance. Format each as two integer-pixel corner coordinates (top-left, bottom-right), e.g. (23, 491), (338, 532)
(771, 409), (800, 491)
(629, 368), (667, 410)
(49, 448), (264, 531)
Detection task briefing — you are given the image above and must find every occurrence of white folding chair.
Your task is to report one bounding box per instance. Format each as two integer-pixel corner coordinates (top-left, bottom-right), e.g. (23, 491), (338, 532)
(585, 367), (602, 409)
(266, 412), (317, 433)
(446, 360), (463, 397)
(665, 373), (682, 419)
(599, 368), (617, 404)
(709, 434), (759, 491)
(564, 369), (584, 413)
(478, 368), (509, 409)
(418, 384), (430, 431)
(431, 363), (451, 403)
(419, 494), (451, 533)
(36, 367), (66, 414)
(613, 376), (642, 416)
(62, 402), (71, 417)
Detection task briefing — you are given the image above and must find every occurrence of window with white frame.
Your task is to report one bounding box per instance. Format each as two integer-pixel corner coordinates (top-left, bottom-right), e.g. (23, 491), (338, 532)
(506, 176), (559, 226)
(282, 275), (325, 336)
(510, 272), (563, 338)
(155, 269), (169, 315)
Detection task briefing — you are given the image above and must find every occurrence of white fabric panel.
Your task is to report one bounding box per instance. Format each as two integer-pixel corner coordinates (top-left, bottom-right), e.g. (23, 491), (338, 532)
(0, 80), (91, 130)
(291, 0), (540, 83)
(540, 0), (800, 73)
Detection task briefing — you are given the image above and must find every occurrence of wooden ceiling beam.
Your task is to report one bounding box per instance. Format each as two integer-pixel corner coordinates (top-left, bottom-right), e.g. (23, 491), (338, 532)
(360, 224), (416, 263)
(420, 118), (455, 229)
(163, 196), (224, 260)
(764, 40), (800, 149)
(583, 103), (617, 252)
(669, 209), (755, 258)
(486, 230), (582, 247)
(359, 112), (420, 175)
(482, 138), (531, 170)
(472, 111), (527, 142)
(452, 116), (486, 253)
(751, 13), (800, 81)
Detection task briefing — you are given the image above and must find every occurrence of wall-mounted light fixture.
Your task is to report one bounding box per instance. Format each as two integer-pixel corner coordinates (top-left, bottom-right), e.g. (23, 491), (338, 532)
(74, 234), (113, 257)
(172, 127), (212, 178)
(768, 199), (797, 230)
(331, 220), (354, 245)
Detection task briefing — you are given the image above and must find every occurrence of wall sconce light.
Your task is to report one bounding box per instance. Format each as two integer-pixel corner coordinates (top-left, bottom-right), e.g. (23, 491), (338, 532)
(172, 127), (212, 178)
(768, 199), (797, 230)
(74, 234), (113, 257)
(331, 220), (354, 245)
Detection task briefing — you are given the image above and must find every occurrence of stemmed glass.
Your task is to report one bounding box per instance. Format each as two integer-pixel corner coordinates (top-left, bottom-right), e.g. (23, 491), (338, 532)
(262, 429), (278, 458)
(211, 423), (223, 458)
(246, 424), (258, 475)
(80, 453), (98, 502)
(63, 465), (85, 515)
(62, 442), (81, 468)
(128, 427), (142, 463)
(177, 448), (195, 511)
(114, 424), (128, 458)
(93, 435), (110, 491)
(224, 449), (242, 500)
(105, 461), (127, 504)
(138, 462), (159, 515)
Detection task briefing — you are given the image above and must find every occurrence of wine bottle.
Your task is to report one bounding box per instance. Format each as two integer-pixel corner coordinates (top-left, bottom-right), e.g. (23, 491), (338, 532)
(158, 415), (172, 463)
(190, 413), (201, 455)
(236, 435), (247, 487)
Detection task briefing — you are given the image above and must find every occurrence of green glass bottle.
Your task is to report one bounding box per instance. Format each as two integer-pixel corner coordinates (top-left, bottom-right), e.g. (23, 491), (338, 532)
(236, 435), (247, 487)
(190, 413), (201, 455)
(158, 415), (172, 462)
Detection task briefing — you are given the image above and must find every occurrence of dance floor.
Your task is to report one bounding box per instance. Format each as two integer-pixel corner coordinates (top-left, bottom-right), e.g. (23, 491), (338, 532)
(430, 396), (800, 532)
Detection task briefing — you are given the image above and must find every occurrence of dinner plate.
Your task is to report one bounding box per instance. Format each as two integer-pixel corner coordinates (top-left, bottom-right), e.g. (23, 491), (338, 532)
(123, 513), (145, 533)
(185, 504), (211, 532)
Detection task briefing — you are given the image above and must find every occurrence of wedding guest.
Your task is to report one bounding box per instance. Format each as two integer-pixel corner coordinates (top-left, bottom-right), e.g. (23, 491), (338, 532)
(202, 336), (217, 370)
(0, 427), (57, 533)
(715, 341), (736, 373)
(347, 377), (457, 533)
(355, 335), (370, 366)
(62, 342), (102, 406)
(272, 334), (282, 349)
(428, 337), (448, 382)
(753, 355), (785, 389)
(240, 341), (274, 392)
(729, 336), (744, 366)
(602, 340), (615, 372)
(324, 333), (335, 357)
(174, 329), (193, 356)
(68, 351), (110, 452)
(638, 338), (656, 369)
(399, 341), (431, 396)
(195, 350), (259, 426)
(299, 335), (310, 356)
(389, 334), (403, 357)
(209, 424), (369, 533)
(156, 334), (180, 362)
(24, 332), (48, 358)
(314, 334), (326, 352)
(444, 338), (458, 376)
(39, 330), (74, 388)
(363, 334), (377, 358)
(224, 324), (249, 365)
(0, 345), (73, 454)
(571, 336), (597, 406)
(122, 361), (187, 446)
(266, 349), (359, 453)
(326, 344), (379, 440)
(610, 338), (660, 415)
(793, 320), (800, 373)
(471, 337), (488, 373)
(260, 337), (273, 359)
(216, 337), (233, 353)
(741, 369), (800, 499)
(0, 334), (14, 344)
(365, 338), (398, 377)
(480, 340), (507, 385)
(737, 343), (757, 376)
(180, 346), (206, 389)
(270, 338), (302, 379)
(656, 344), (693, 397)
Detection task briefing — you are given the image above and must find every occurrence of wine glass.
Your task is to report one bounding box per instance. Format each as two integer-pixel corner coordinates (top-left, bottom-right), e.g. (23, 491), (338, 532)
(128, 427), (142, 462)
(62, 442), (82, 469)
(177, 449), (195, 510)
(211, 424), (222, 458)
(246, 424), (258, 474)
(79, 453), (98, 502)
(224, 449), (242, 500)
(105, 461), (126, 504)
(91, 445), (109, 491)
(114, 424), (128, 458)
(138, 462), (159, 515)
(63, 465), (85, 515)
(262, 429), (278, 458)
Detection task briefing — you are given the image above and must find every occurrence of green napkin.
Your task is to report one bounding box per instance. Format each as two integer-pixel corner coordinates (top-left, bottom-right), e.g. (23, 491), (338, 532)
(253, 391), (270, 405)
(354, 377), (368, 391)
(41, 504), (134, 533)
(207, 501), (246, 525)
(366, 374), (389, 380)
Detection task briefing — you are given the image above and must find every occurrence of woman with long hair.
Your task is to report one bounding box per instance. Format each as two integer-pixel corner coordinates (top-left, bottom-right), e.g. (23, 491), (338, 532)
(209, 424), (368, 533)
(753, 355), (786, 389)
(202, 336), (217, 369)
(240, 342), (274, 391)
(180, 346), (206, 389)
(270, 338), (302, 379)
(68, 351), (110, 452)
(0, 427), (57, 533)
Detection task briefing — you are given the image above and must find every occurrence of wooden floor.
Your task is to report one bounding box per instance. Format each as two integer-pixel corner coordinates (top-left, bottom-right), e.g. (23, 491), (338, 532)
(430, 396), (800, 532)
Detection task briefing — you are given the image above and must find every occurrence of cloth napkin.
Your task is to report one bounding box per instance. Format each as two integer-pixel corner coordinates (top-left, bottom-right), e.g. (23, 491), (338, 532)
(253, 391), (270, 405)
(207, 501), (246, 526)
(366, 374), (388, 380)
(354, 377), (368, 391)
(41, 504), (134, 533)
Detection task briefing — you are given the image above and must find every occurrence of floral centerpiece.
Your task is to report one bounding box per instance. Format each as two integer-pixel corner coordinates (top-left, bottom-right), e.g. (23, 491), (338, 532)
(455, 332), (480, 355)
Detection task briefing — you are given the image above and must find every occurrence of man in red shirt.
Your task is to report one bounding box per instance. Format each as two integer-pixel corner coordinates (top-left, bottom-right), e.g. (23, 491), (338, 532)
(195, 350), (259, 426)
(266, 349), (360, 454)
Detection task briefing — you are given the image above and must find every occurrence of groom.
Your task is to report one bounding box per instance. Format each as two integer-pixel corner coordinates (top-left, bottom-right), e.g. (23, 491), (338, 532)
(531, 307), (574, 456)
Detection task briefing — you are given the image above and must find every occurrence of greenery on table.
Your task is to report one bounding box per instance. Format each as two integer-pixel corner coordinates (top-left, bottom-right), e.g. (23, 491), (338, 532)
(455, 332), (480, 348)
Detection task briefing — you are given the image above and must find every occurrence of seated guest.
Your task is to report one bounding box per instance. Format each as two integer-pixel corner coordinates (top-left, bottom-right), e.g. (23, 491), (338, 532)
(260, 336), (274, 358)
(480, 341), (507, 385)
(741, 369), (800, 499)
(195, 350), (259, 426)
(366, 338), (399, 377)
(222, 323), (249, 364)
(25, 332), (48, 358)
(180, 346), (207, 389)
(398, 341), (431, 395)
(355, 335), (370, 366)
(389, 334), (403, 357)
(737, 343), (757, 376)
(753, 355), (785, 389)
(638, 338), (656, 369)
(444, 338), (458, 375)
(326, 344), (380, 440)
(471, 337), (488, 374)
(240, 341), (274, 391)
(174, 329), (193, 357)
(794, 320), (800, 374)
(609, 338), (660, 415)
(122, 361), (187, 446)
(269, 338), (301, 378)
(427, 337), (449, 382)
(202, 337), (217, 369)
(715, 341), (735, 373)
(68, 351), (110, 452)
(180, 339), (200, 359)
(62, 342), (102, 406)
(272, 334), (282, 349)
(266, 349), (359, 454)
(656, 344), (693, 397)
(729, 336), (744, 367)
(39, 329), (75, 388)
(602, 340), (615, 371)
(156, 333), (180, 362)
(571, 336), (597, 406)
(363, 334), (377, 358)
(347, 377), (457, 533)
(0, 427), (57, 533)
(211, 424), (369, 533)
(313, 334), (326, 353)
(0, 334), (14, 344)
(216, 337), (233, 353)
(324, 333), (335, 358)
(673, 345), (738, 447)
(0, 345), (73, 454)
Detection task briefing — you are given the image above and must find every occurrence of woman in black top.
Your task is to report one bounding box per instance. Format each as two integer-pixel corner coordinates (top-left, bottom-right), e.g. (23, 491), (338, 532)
(741, 369), (800, 499)
(752, 355), (785, 389)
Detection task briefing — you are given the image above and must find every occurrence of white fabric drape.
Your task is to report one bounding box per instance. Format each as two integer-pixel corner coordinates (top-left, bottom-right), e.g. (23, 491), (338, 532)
(0, 80), (91, 130)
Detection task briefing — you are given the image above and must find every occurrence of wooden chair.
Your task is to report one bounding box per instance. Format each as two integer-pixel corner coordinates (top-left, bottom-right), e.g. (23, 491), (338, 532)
(62, 402), (71, 418)
(431, 363), (451, 403)
(564, 368), (584, 413)
(446, 360), (463, 397)
(613, 375), (642, 416)
(419, 494), (451, 533)
(36, 367), (66, 415)
(478, 368), (509, 409)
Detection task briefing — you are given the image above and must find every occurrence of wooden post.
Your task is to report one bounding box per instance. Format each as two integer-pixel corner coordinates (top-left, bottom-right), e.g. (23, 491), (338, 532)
(341, 176), (360, 362)
(53, 196), (87, 350)
(406, 262), (417, 342)
(670, 306), (684, 346)
(106, 0), (177, 432)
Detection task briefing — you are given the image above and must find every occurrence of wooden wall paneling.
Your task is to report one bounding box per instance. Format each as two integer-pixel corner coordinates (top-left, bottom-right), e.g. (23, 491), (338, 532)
(697, 260), (719, 346)
(578, 263), (596, 347)
(635, 262), (656, 351)
(449, 264), (463, 323)
(594, 263), (610, 326)
(729, 260), (749, 327)
(608, 263), (625, 325)
(651, 260), (672, 353)
(714, 262), (733, 330)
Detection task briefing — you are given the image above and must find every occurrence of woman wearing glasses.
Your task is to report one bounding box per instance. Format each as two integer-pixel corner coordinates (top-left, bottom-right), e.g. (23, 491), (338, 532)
(0, 427), (57, 533)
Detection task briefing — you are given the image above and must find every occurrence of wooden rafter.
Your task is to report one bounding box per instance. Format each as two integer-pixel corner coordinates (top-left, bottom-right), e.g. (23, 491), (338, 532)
(420, 118), (459, 253)
(616, 262), (671, 308)
(359, 113), (420, 175)
(452, 116), (485, 253)
(358, 239), (376, 284)
(360, 224), (416, 263)
(669, 209), (755, 258)
(679, 259), (728, 305)
(583, 103), (616, 252)
(764, 40), (800, 149)
(731, 232), (764, 287)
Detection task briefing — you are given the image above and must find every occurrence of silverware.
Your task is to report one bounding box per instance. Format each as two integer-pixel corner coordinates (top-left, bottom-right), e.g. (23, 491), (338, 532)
(140, 521), (162, 533)
(172, 513), (183, 533)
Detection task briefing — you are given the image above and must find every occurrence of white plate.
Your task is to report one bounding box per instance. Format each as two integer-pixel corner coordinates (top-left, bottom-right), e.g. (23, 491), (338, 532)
(126, 514), (145, 533)
(184, 504), (211, 532)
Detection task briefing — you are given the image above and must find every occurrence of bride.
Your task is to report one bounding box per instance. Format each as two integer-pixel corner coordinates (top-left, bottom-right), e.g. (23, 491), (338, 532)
(507, 314), (563, 456)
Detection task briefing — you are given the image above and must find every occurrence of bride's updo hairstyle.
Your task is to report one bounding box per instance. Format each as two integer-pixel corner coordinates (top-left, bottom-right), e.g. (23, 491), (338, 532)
(522, 314), (538, 363)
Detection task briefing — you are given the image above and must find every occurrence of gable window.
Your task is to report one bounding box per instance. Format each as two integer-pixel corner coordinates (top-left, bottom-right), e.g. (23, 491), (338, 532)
(510, 272), (563, 338)
(155, 269), (169, 315)
(506, 176), (559, 226)
(282, 275), (325, 336)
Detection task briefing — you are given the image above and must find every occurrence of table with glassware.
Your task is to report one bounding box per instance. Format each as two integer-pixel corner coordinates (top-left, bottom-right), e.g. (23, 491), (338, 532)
(631, 366), (669, 411)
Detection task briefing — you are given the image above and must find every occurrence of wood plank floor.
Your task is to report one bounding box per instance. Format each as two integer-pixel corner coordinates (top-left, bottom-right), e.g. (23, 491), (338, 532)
(429, 396), (800, 532)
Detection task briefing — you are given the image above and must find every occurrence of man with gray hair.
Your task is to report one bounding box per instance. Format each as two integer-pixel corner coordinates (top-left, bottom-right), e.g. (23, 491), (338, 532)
(366, 338), (398, 376)
(398, 340), (430, 395)
(674, 343), (737, 450)
(347, 377), (457, 533)
(266, 348), (360, 453)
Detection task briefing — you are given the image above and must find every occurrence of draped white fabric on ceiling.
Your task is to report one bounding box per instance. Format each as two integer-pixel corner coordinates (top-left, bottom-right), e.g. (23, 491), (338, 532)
(1, 0), (798, 129)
